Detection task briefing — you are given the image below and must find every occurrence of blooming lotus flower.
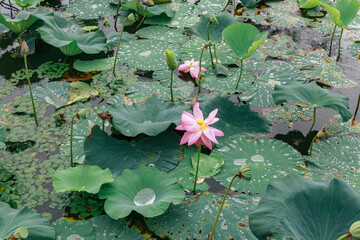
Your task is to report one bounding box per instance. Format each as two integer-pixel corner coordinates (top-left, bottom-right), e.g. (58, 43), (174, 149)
(178, 59), (207, 79)
(175, 102), (224, 150)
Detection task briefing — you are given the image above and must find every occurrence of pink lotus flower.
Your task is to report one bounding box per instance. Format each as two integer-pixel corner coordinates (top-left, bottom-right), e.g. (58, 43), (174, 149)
(178, 59), (207, 79)
(21, 40), (29, 54)
(176, 102), (224, 150)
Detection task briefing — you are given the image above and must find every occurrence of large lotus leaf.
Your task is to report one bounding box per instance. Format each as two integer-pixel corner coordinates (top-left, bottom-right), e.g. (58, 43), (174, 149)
(189, 12), (237, 43)
(259, 34), (305, 59)
(121, 1), (175, 18)
(240, 7), (270, 26)
(320, 0), (360, 28)
(84, 126), (183, 176)
(191, 153), (224, 178)
(347, 41), (360, 58)
(263, 105), (313, 123)
(11, 0), (43, 8)
(212, 136), (304, 193)
(68, 0), (117, 19)
(135, 26), (187, 43)
(0, 127), (6, 150)
(117, 40), (181, 71)
(223, 23), (268, 59)
(348, 12), (360, 30)
(0, 202), (55, 240)
(242, 50), (266, 71)
(106, 31), (136, 48)
(324, 115), (360, 136)
(196, 0), (227, 14)
(240, 60), (307, 107)
(52, 218), (95, 240)
(292, 49), (356, 88)
(38, 21), (107, 56)
(99, 165), (185, 218)
(89, 215), (150, 240)
(249, 174), (360, 240)
(147, 193), (259, 240)
(304, 136), (360, 193)
(181, 38), (237, 67)
(68, 82), (99, 105)
(202, 67), (254, 93)
(108, 96), (189, 137)
(201, 94), (271, 137)
(32, 81), (70, 108)
(266, 9), (311, 27)
(144, 0), (200, 28)
(74, 57), (115, 72)
(298, 0), (322, 8)
(53, 165), (114, 193)
(272, 81), (353, 121)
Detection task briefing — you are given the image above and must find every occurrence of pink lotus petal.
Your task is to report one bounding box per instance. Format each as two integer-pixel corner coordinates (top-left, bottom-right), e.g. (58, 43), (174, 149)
(180, 132), (192, 145)
(201, 67), (207, 72)
(205, 109), (218, 124)
(203, 128), (219, 144)
(195, 138), (203, 147)
(188, 131), (202, 145)
(201, 134), (213, 150)
(212, 128), (225, 136)
(193, 102), (203, 120)
(190, 66), (199, 79)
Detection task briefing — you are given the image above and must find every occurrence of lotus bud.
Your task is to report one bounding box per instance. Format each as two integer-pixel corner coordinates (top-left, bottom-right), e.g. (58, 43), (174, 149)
(21, 40), (29, 54)
(239, 163), (251, 181)
(14, 226), (29, 239)
(104, 17), (111, 27)
(210, 14), (218, 25)
(316, 130), (325, 139)
(207, 40), (213, 47)
(350, 221), (360, 238)
(78, 108), (87, 119)
(166, 49), (178, 71)
(97, 113), (111, 120)
(127, 13), (136, 24)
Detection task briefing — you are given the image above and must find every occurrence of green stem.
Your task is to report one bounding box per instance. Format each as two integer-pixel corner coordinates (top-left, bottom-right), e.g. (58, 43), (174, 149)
(192, 145), (202, 194)
(336, 28), (344, 62)
(309, 134), (316, 156)
(213, 44), (218, 64)
(113, 20), (126, 74)
(206, 22), (214, 67)
(114, 0), (121, 32)
(235, 59), (243, 90)
(170, 69), (174, 102)
(22, 38), (38, 127)
(233, 0), (236, 16)
(306, 107), (317, 136)
(222, 0), (231, 11)
(337, 234), (349, 240)
(102, 119), (105, 131)
(136, 6), (147, 30)
(352, 93), (360, 126)
(70, 114), (77, 167)
(198, 45), (206, 95)
(209, 173), (238, 240)
(329, 24), (336, 56)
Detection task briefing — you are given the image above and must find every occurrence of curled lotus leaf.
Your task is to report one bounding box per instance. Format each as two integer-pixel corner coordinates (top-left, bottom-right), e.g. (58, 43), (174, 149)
(98, 165), (185, 218)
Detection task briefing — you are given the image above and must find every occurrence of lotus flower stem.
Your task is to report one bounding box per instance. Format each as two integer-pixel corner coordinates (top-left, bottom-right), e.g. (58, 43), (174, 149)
(113, 19), (126, 75)
(21, 38), (38, 126)
(136, 6), (147, 30)
(170, 69), (174, 102)
(213, 44), (218, 64)
(337, 234), (350, 240)
(206, 22), (214, 67)
(336, 28), (344, 62)
(70, 113), (78, 167)
(352, 93), (360, 126)
(235, 59), (243, 90)
(198, 45), (206, 95)
(329, 25), (336, 56)
(309, 135), (316, 155)
(209, 173), (238, 240)
(222, 0), (231, 11)
(114, 0), (121, 31)
(306, 107), (317, 136)
(192, 145), (202, 194)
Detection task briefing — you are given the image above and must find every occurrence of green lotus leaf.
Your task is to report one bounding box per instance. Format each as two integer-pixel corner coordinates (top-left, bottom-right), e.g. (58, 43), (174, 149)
(53, 165), (114, 194)
(52, 218), (95, 240)
(136, 26), (187, 43)
(212, 136), (304, 193)
(32, 81), (70, 108)
(240, 7), (270, 26)
(263, 105), (313, 123)
(0, 202), (55, 240)
(324, 115), (360, 136)
(68, 0), (117, 19)
(223, 23), (268, 60)
(108, 96), (189, 137)
(106, 31), (136, 48)
(147, 193), (259, 239)
(117, 40), (181, 71)
(38, 20), (107, 56)
(347, 41), (360, 58)
(240, 60), (306, 107)
(196, 0), (228, 14)
(89, 215), (150, 240)
(189, 12), (237, 43)
(74, 57), (115, 72)
(121, 1), (175, 18)
(305, 136), (360, 193)
(191, 153), (223, 178)
(98, 165), (185, 218)
(292, 48), (356, 88)
(144, 0), (200, 28)
(272, 81), (353, 121)
(84, 126), (183, 176)
(11, 0), (44, 8)
(320, 0), (360, 28)
(298, 0), (322, 9)
(0, 127), (6, 150)
(249, 174), (360, 239)
(201, 94), (271, 137)
(68, 82), (99, 105)
(259, 34), (305, 59)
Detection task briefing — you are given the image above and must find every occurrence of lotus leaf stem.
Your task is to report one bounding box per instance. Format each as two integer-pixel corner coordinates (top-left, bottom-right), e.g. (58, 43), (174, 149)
(222, 0), (231, 11)
(235, 59), (243, 90)
(337, 234), (350, 240)
(233, 0), (237, 16)
(336, 28), (344, 62)
(209, 173), (238, 240)
(136, 6), (147, 30)
(213, 44), (218, 64)
(192, 145), (202, 194)
(113, 19), (126, 74)
(329, 25), (336, 56)
(352, 93), (360, 126)
(70, 113), (78, 168)
(114, 0), (121, 31)
(306, 107), (317, 136)
(102, 119), (105, 131)
(21, 38), (38, 126)
(170, 69), (174, 102)
(309, 134), (316, 156)
(198, 45), (206, 95)
(206, 22), (214, 67)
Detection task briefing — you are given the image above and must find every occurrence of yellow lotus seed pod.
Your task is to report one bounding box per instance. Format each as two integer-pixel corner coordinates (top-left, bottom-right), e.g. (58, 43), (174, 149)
(240, 163), (251, 181)
(14, 226), (29, 239)
(350, 221), (360, 238)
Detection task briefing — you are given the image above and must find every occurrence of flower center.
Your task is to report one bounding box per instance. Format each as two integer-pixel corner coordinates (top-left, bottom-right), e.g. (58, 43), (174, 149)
(190, 62), (194, 68)
(197, 119), (208, 131)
